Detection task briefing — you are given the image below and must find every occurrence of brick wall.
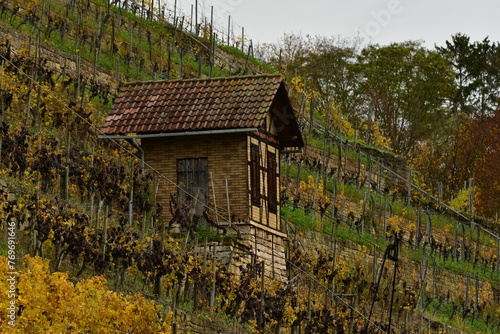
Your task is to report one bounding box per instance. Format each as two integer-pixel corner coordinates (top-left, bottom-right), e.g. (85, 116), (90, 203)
(142, 133), (248, 225)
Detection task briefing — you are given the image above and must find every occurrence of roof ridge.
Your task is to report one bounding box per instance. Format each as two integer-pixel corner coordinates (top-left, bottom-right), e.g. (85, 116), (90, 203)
(123, 74), (282, 87)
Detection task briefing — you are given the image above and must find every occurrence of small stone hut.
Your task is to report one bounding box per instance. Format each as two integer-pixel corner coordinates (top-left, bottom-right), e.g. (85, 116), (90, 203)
(100, 74), (304, 279)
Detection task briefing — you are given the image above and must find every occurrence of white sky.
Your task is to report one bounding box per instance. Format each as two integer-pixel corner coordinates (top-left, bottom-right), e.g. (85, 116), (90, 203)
(172, 0), (500, 48)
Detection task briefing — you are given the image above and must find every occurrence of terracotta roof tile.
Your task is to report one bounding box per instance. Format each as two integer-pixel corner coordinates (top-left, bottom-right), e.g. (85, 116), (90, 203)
(101, 75), (283, 135)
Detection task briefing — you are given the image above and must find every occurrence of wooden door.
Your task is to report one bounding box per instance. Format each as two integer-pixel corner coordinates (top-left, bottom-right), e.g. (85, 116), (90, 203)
(177, 157), (208, 217)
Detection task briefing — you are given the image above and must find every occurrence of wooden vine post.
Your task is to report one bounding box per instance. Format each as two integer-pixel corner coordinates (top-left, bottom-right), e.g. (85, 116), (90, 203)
(308, 98), (314, 136)
(0, 61), (4, 163)
(415, 209), (421, 248)
(418, 250), (428, 311)
(260, 261), (265, 327)
(453, 221), (458, 260)
(461, 224), (466, 263)
(425, 211), (431, 247)
(311, 170), (319, 223)
(210, 245), (217, 308)
(331, 180), (337, 221)
(101, 205), (109, 260)
(307, 278), (312, 324)
(330, 220), (337, 294)
(377, 160), (382, 193)
(295, 160), (301, 201)
(407, 168), (412, 207)
(360, 192), (367, 233)
(356, 146), (361, 189)
(463, 273), (470, 319)
(369, 194), (375, 233)
(367, 155), (372, 190)
(337, 116), (343, 180)
(474, 274), (479, 323)
(128, 159), (134, 227)
(64, 130), (70, 202)
(497, 238), (500, 274)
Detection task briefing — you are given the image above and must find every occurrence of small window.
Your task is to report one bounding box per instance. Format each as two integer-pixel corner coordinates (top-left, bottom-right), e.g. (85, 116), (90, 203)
(250, 144), (260, 206)
(177, 158), (208, 216)
(267, 152), (278, 212)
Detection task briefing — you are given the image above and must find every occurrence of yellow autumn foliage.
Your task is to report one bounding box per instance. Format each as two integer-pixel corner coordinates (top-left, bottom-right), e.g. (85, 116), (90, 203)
(0, 256), (172, 333)
(386, 216), (403, 235)
(369, 121), (392, 151)
(298, 175), (330, 212)
(449, 187), (473, 212)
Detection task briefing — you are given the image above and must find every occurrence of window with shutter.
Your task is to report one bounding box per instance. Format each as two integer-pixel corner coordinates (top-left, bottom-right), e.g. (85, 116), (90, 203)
(267, 152), (278, 212)
(250, 144), (260, 206)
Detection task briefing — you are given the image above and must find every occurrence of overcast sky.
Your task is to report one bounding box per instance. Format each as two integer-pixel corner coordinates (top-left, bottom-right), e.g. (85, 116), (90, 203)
(176, 0), (500, 49)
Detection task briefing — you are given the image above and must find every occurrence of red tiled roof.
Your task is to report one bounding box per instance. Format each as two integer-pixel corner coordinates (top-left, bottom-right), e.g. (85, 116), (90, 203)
(101, 74), (286, 135)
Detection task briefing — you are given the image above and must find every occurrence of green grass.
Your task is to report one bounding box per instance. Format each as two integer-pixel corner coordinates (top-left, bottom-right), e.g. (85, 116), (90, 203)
(218, 44), (276, 73)
(406, 247), (500, 284)
(282, 204), (389, 251)
(283, 161), (313, 184)
(282, 206), (317, 231)
(423, 297), (497, 334)
(307, 128), (380, 167)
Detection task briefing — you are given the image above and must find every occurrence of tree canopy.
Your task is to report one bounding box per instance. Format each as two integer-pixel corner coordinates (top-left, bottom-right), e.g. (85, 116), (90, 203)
(258, 32), (500, 219)
(437, 33), (500, 117)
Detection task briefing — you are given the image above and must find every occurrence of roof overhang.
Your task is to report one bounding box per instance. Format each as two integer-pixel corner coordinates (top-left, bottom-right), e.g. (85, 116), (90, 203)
(98, 127), (259, 140)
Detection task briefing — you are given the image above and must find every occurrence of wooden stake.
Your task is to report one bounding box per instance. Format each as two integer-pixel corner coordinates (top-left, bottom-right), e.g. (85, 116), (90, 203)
(356, 147), (361, 189)
(210, 245), (216, 308)
(370, 194), (375, 233)
(367, 156), (372, 190)
(307, 279), (312, 323)
(383, 198), (387, 236)
(425, 211), (431, 246)
(331, 230), (337, 294)
(209, 6), (214, 77)
(241, 27), (244, 53)
(227, 15), (231, 45)
(464, 274), (470, 319)
(497, 238), (500, 274)
(203, 237), (208, 274)
(377, 160), (382, 193)
(101, 205), (109, 260)
(64, 126), (70, 202)
(260, 261), (265, 326)
(415, 209), (421, 248)
(210, 172), (220, 224)
(0, 63), (3, 163)
(407, 168), (412, 207)
(195, 0), (198, 35)
(311, 171), (319, 223)
(461, 224), (466, 263)
(331, 180), (337, 221)
(225, 177), (231, 227)
(361, 192), (367, 233)
(178, 49), (183, 78)
(453, 221), (458, 260)
(474, 274), (479, 322)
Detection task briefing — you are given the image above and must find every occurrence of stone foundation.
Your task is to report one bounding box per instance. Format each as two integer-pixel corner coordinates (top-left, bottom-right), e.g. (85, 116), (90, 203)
(205, 221), (288, 281)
